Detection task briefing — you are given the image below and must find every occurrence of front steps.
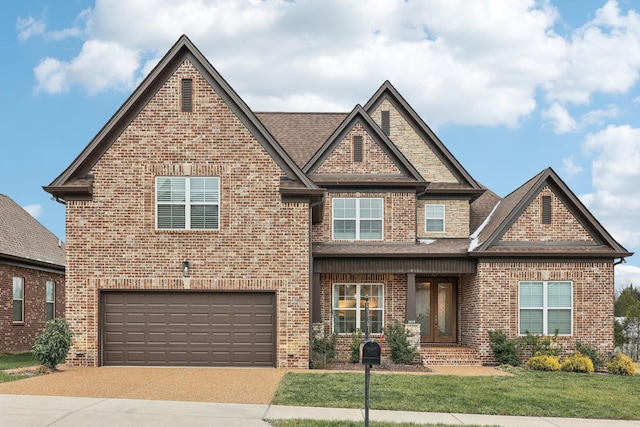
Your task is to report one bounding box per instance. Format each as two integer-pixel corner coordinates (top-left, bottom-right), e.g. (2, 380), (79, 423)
(419, 345), (482, 366)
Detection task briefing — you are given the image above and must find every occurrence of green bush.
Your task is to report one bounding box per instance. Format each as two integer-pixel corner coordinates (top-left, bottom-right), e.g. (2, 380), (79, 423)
(32, 319), (74, 370)
(520, 331), (562, 358)
(575, 341), (602, 370)
(605, 353), (636, 376)
(383, 320), (418, 364)
(311, 332), (337, 369)
(488, 330), (521, 366)
(561, 351), (594, 373)
(350, 329), (364, 363)
(527, 354), (560, 371)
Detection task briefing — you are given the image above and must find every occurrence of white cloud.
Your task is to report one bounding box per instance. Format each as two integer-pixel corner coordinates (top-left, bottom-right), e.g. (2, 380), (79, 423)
(580, 125), (640, 248)
(17, 16), (45, 41)
(562, 157), (583, 178)
(542, 103), (578, 134)
(615, 264), (640, 291)
(23, 204), (43, 219)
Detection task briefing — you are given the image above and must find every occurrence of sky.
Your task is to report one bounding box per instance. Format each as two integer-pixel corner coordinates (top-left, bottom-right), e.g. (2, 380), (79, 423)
(1, 0), (639, 291)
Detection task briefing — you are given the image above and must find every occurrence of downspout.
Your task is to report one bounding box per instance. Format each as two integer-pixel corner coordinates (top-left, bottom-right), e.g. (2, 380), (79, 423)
(308, 194), (325, 369)
(614, 258), (626, 266)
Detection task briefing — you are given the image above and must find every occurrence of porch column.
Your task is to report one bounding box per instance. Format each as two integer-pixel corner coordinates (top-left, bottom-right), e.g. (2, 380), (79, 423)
(406, 273), (416, 323)
(312, 273), (321, 323)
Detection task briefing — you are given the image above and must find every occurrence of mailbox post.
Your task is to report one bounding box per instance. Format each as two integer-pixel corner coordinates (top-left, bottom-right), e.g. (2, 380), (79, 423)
(360, 295), (381, 427)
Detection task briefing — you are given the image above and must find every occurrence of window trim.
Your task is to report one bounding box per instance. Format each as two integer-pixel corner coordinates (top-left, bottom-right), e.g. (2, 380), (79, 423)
(13, 277), (24, 323)
(332, 283), (384, 335)
(46, 281), (55, 321)
(425, 204), (445, 233)
(155, 176), (220, 231)
(332, 197), (384, 241)
(518, 281), (573, 336)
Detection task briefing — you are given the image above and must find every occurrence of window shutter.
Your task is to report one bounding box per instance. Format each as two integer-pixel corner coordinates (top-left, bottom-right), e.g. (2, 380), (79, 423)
(381, 110), (390, 135)
(541, 195), (552, 224)
(353, 135), (363, 162)
(182, 79), (193, 112)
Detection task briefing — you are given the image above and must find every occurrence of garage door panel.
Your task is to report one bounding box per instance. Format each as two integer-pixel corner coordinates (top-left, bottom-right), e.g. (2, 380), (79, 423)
(102, 292), (276, 366)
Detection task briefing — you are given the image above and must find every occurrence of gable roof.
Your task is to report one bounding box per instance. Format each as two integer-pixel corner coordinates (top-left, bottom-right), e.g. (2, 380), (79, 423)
(471, 167), (632, 258)
(0, 194), (65, 271)
(44, 35), (318, 201)
(364, 81), (482, 192)
(302, 104), (426, 189)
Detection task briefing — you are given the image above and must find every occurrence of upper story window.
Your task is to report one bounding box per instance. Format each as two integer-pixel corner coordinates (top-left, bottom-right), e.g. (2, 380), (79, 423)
(333, 198), (383, 240)
(156, 177), (220, 230)
(13, 277), (24, 323)
(519, 281), (572, 336)
(425, 204), (445, 233)
(46, 281), (55, 321)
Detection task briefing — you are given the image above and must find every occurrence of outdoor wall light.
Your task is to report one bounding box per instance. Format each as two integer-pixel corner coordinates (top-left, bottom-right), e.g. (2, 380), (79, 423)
(182, 260), (190, 277)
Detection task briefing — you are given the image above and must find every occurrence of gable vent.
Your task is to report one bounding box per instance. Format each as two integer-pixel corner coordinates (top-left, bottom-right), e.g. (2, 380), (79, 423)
(353, 135), (363, 163)
(181, 79), (193, 112)
(541, 195), (552, 224)
(381, 110), (390, 135)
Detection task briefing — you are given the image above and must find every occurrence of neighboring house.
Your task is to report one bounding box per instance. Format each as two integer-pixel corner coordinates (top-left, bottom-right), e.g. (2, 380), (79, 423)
(44, 35), (632, 368)
(0, 194), (65, 353)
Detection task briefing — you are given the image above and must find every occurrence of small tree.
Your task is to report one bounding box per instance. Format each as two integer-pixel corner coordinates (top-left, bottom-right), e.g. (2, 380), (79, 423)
(383, 320), (418, 364)
(32, 318), (74, 370)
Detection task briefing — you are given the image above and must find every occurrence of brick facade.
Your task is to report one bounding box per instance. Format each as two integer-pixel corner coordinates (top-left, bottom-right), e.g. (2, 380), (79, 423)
(417, 199), (470, 238)
(0, 264), (65, 353)
(64, 60), (310, 368)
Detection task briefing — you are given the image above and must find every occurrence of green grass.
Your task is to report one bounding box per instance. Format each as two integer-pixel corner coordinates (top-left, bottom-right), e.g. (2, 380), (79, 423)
(269, 421), (494, 427)
(0, 353), (39, 370)
(272, 370), (640, 420)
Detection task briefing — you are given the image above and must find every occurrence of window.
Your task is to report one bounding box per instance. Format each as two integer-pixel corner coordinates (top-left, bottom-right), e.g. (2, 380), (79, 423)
(181, 79), (193, 112)
(13, 277), (24, 323)
(333, 198), (383, 240)
(519, 281), (572, 335)
(46, 281), (55, 321)
(333, 284), (384, 334)
(425, 204), (445, 232)
(156, 177), (220, 230)
(541, 195), (552, 224)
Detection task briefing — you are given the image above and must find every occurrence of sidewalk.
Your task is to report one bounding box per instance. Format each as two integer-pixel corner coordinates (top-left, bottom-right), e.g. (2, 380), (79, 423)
(2, 394), (639, 427)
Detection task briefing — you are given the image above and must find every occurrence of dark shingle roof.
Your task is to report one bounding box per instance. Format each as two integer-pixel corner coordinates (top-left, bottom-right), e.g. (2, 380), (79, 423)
(0, 194), (65, 268)
(255, 112), (348, 167)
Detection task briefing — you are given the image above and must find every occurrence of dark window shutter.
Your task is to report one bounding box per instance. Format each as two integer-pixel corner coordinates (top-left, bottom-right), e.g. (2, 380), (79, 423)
(541, 195), (552, 224)
(353, 135), (363, 162)
(182, 79), (193, 112)
(381, 110), (390, 135)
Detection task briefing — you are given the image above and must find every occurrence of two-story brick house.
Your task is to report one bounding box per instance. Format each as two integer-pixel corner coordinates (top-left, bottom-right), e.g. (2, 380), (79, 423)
(44, 35), (631, 368)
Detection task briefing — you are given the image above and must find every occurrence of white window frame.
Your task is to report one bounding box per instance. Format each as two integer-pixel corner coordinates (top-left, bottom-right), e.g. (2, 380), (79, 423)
(425, 204), (445, 233)
(13, 277), (24, 323)
(332, 283), (384, 334)
(155, 176), (220, 230)
(46, 281), (55, 321)
(332, 198), (384, 240)
(518, 281), (573, 336)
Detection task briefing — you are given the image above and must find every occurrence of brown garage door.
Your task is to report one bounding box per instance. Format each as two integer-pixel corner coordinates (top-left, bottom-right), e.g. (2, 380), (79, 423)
(101, 291), (276, 366)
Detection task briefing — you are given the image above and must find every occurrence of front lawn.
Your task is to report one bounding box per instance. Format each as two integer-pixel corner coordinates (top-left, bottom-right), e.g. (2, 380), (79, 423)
(272, 370), (640, 420)
(0, 353), (41, 383)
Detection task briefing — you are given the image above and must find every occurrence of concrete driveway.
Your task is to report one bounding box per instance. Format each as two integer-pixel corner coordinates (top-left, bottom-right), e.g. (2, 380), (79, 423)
(0, 366), (286, 404)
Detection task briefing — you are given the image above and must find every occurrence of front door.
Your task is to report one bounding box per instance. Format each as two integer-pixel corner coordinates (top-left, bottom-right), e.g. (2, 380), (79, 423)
(416, 279), (457, 343)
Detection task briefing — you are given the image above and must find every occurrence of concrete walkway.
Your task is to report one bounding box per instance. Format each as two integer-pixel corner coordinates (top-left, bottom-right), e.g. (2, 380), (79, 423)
(2, 394), (640, 427)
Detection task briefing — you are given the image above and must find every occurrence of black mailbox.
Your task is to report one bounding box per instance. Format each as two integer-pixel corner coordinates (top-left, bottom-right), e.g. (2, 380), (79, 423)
(360, 340), (381, 365)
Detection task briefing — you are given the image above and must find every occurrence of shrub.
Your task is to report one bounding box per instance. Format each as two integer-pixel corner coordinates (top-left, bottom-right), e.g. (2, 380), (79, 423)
(311, 332), (337, 369)
(605, 353), (636, 376)
(527, 354), (560, 371)
(575, 341), (602, 370)
(520, 331), (562, 358)
(488, 330), (521, 366)
(32, 319), (74, 370)
(350, 329), (364, 363)
(383, 320), (418, 364)
(561, 351), (594, 373)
